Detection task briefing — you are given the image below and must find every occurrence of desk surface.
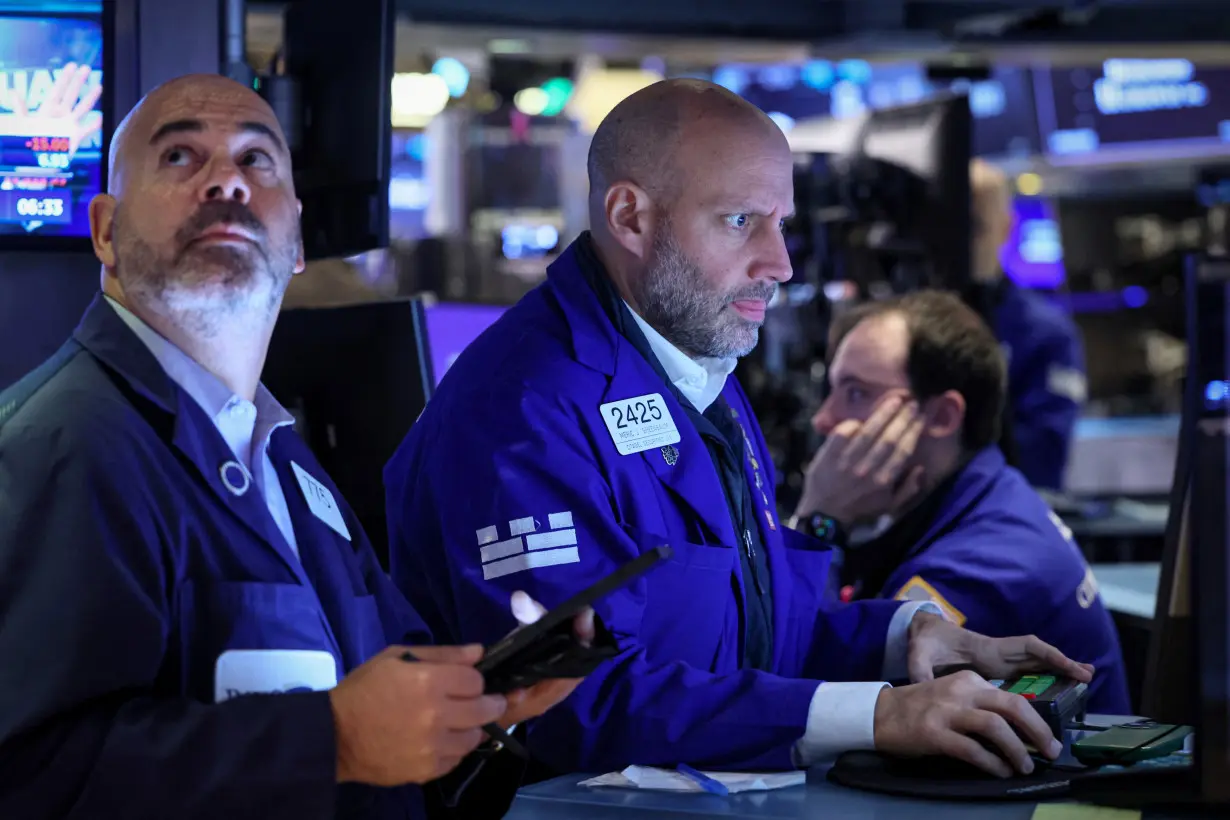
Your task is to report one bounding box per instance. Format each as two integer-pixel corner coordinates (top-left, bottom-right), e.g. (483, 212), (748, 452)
(1092, 562), (1161, 620)
(1063, 499), (1169, 540)
(509, 723), (1206, 820)
(509, 766), (1042, 819)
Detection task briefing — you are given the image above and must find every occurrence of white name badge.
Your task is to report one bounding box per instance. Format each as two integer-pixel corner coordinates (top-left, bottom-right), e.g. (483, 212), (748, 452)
(599, 392), (681, 456)
(291, 461), (352, 541)
(214, 649), (338, 703)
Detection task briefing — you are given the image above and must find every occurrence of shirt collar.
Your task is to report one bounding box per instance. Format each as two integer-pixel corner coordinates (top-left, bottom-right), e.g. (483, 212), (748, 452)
(105, 296), (294, 430)
(625, 305), (737, 413)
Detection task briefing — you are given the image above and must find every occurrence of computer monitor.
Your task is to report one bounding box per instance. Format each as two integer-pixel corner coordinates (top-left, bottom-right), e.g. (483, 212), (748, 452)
(421, 301), (508, 386)
(262, 300), (433, 568)
(821, 91), (972, 295)
(281, 0), (394, 260)
(1140, 253), (1230, 804)
(0, 0), (110, 249)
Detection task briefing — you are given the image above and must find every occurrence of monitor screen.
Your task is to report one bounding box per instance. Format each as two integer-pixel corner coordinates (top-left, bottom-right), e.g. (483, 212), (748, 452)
(727, 61), (1038, 159)
(1036, 59), (1230, 159)
(423, 301), (506, 385)
(0, 3), (105, 240)
(1001, 197), (1066, 289)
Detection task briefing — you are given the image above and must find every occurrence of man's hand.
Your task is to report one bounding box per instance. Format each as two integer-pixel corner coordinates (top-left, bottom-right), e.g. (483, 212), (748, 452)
(497, 591), (595, 728)
(906, 611), (1095, 684)
(795, 393), (926, 527)
(873, 671), (1064, 777)
(8, 63), (102, 156)
(329, 645), (507, 786)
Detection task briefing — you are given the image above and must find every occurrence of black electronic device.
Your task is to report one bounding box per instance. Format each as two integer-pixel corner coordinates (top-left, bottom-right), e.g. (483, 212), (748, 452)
(474, 545), (672, 695)
(261, 300), (434, 568)
(795, 91), (972, 297)
(992, 674), (1090, 741)
(280, 0), (394, 260)
(1071, 721), (1194, 766)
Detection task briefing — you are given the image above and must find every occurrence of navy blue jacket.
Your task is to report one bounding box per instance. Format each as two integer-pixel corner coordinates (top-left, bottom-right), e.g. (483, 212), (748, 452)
(875, 447), (1130, 714)
(385, 240), (905, 774)
(0, 295), (431, 820)
(995, 281), (1086, 491)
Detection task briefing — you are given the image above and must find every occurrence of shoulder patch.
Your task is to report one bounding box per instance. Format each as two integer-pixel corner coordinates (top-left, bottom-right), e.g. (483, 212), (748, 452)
(894, 575), (967, 627)
(1076, 565), (1100, 609)
(1046, 365), (1088, 403)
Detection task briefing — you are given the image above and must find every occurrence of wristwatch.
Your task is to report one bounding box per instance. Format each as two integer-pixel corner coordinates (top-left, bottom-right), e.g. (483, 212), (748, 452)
(789, 511), (848, 548)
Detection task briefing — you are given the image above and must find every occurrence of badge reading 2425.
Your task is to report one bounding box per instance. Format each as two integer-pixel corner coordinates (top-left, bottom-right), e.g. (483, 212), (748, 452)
(599, 392), (682, 456)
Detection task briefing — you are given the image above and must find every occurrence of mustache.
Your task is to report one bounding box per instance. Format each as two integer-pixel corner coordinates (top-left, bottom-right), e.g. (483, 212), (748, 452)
(724, 282), (778, 305)
(175, 200), (267, 247)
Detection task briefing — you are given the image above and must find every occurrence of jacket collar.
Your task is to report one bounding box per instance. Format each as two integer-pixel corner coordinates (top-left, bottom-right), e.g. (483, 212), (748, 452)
(910, 446), (1004, 553)
(546, 235), (627, 378)
(843, 446), (1003, 597)
(73, 292), (181, 415)
(71, 292), (311, 587)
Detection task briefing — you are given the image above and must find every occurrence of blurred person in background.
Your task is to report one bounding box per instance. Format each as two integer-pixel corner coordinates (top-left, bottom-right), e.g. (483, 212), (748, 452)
(968, 159), (1086, 491)
(803, 290), (1129, 713)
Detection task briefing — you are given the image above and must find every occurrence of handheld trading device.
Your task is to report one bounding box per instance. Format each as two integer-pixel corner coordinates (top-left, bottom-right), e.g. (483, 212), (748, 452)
(474, 545), (672, 694)
(401, 545), (671, 759)
(990, 674), (1090, 740)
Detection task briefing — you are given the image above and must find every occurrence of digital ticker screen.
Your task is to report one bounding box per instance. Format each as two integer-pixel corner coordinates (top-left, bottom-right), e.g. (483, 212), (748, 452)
(721, 61), (1040, 159)
(1037, 59), (1230, 158)
(0, 6), (104, 238)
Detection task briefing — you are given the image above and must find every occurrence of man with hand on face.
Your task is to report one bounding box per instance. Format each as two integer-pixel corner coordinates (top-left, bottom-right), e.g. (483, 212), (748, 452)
(386, 78), (1093, 781)
(807, 290), (1129, 714)
(0, 74), (590, 820)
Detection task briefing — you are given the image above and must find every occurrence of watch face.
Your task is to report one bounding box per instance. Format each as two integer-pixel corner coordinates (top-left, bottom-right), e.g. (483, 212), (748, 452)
(811, 515), (837, 540)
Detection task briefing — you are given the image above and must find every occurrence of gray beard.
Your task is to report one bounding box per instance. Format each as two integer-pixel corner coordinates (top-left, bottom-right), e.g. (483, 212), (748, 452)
(113, 234), (295, 339)
(635, 226), (774, 360)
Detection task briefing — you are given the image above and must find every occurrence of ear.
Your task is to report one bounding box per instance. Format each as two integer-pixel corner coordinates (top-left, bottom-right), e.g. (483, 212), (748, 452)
(922, 389), (966, 441)
(602, 181), (657, 261)
(293, 199), (306, 274)
(89, 193), (118, 271)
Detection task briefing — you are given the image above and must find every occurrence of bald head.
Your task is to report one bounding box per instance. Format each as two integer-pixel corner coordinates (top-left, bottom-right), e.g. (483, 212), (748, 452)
(108, 74), (286, 194)
(583, 78), (794, 362)
(970, 158), (1013, 283)
(587, 79), (784, 208)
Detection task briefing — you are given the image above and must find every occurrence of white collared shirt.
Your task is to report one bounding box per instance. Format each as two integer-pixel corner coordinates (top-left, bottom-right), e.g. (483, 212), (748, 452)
(623, 301), (942, 765)
(625, 305), (737, 413)
(107, 297), (300, 557)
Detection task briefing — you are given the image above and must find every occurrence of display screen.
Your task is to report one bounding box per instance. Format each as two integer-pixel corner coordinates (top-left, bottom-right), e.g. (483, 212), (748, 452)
(1001, 197), (1066, 289)
(423, 302), (507, 384)
(724, 61), (1040, 158)
(0, 4), (104, 238)
(1036, 59), (1230, 157)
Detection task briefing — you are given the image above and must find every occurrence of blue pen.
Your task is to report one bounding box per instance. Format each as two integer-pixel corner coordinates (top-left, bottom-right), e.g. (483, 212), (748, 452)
(676, 763), (730, 796)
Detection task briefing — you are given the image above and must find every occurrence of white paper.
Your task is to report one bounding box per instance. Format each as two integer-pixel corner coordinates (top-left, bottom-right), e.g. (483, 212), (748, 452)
(579, 765), (805, 794)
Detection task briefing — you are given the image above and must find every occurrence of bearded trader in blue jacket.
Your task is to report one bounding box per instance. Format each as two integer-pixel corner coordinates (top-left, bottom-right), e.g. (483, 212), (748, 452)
(386, 79), (1094, 781)
(0, 74), (590, 820)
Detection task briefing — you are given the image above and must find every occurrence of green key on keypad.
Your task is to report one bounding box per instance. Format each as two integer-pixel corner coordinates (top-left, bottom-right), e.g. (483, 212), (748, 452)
(1005, 675), (1056, 696)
